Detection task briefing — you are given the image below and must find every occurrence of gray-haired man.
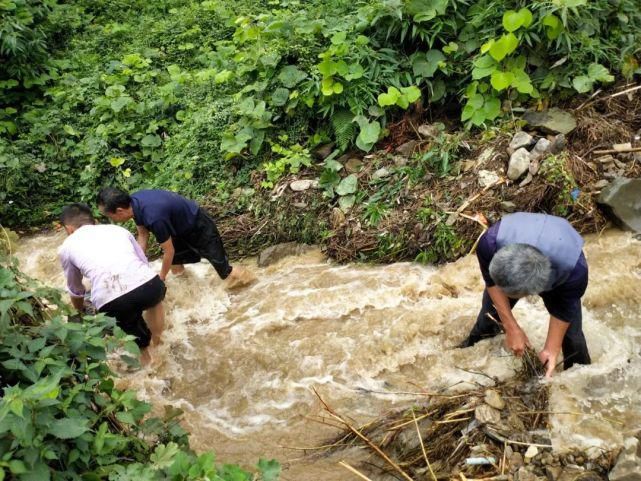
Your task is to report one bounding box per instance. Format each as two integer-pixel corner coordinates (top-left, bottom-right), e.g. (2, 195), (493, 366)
(460, 212), (591, 378)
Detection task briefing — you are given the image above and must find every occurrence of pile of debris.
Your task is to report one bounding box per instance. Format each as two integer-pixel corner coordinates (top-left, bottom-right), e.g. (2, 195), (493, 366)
(315, 351), (618, 481)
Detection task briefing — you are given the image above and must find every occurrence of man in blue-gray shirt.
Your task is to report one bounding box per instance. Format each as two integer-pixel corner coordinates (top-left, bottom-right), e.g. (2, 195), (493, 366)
(97, 187), (250, 286)
(460, 212), (591, 377)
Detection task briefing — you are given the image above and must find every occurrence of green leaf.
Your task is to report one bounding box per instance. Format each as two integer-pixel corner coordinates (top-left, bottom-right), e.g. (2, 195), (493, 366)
(278, 66), (307, 88)
(338, 195), (356, 211)
(490, 71), (513, 91)
(10, 399), (23, 418)
(401, 86), (421, 103)
(355, 119), (381, 152)
(587, 63), (614, 83)
(378, 87), (400, 107)
(511, 69), (533, 94)
(344, 64), (364, 81)
(430, 80), (446, 102)
(489, 33), (519, 62)
(542, 14), (563, 40)
(483, 97), (501, 120)
(406, 0), (448, 22)
(472, 55), (497, 79)
(332, 82), (344, 94)
(110, 96), (132, 113)
(140, 134), (162, 148)
(321, 77), (335, 96)
(257, 459), (280, 481)
(8, 461), (26, 474)
(572, 75), (593, 93)
(502, 8), (532, 32)
(109, 157), (125, 167)
(151, 443), (180, 469)
(271, 88), (290, 107)
(412, 50), (445, 78)
(335, 174), (358, 196)
(468, 94), (484, 110)
(49, 418), (89, 439)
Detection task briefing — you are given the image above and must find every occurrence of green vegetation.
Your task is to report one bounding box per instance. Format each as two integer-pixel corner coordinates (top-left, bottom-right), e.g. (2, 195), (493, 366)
(0, 255), (280, 480)
(1, 0), (640, 227)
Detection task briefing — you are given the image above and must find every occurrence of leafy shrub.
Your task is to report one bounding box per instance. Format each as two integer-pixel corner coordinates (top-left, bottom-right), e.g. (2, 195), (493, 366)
(0, 258), (280, 481)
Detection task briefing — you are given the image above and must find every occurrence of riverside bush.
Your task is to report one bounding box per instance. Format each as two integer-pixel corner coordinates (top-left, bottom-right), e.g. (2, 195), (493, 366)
(1, 0), (640, 226)
(0, 256), (280, 481)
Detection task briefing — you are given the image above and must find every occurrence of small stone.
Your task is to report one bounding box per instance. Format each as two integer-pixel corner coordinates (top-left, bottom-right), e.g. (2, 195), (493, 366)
(418, 123), (440, 138)
(507, 412), (526, 430)
(509, 452), (524, 472)
(523, 108), (577, 135)
(508, 148), (531, 180)
(293, 202), (307, 208)
(475, 404), (501, 425)
(509, 131), (535, 152)
(477, 147), (495, 166)
(478, 169), (501, 187)
(290, 180), (314, 191)
(345, 158), (363, 173)
(500, 201), (517, 213)
(484, 389), (505, 410)
(530, 137), (552, 162)
(529, 159), (540, 176)
(609, 436), (641, 481)
(575, 456), (584, 465)
(597, 155), (615, 164)
(520, 172), (534, 187)
(372, 167), (391, 180)
(613, 142), (632, 152)
(592, 179), (609, 189)
(393, 155), (408, 167)
(517, 466), (537, 481)
(545, 466), (562, 481)
(313, 143), (335, 160)
(550, 134), (567, 154)
(396, 140), (418, 157)
(614, 158), (627, 169)
(330, 207), (346, 229)
(525, 445), (539, 462)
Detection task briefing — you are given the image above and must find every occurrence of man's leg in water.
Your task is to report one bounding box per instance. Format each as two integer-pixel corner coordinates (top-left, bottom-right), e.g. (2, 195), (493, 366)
(462, 288), (518, 347)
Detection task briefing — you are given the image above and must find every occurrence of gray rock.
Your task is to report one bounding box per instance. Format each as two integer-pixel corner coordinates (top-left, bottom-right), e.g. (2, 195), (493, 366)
(501, 201), (517, 213)
(313, 143), (335, 160)
(550, 134), (567, 154)
(529, 159), (540, 176)
(517, 467), (537, 481)
(372, 167), (391, 180)
(508, 148), (531, 180)
(484, 389), (506, 410)
(478, 169), (501, 187)
(509, 131), (535, 152)
(396, 140), (418, 157)
(609, 437), (641, 481)
(475, 404), (501, 425)
(345, 158), (363, 173)
(418, 123), (440, 138)
(257, 242), (313, 267)
(520, 172), (534, 187)
(593, 179), (609, 190)
(523, 108), (577, 135)
(545, 466), (562, 481)
(524, 445), (539, 462)
(290, 180), (314, 191)
(597, 177), (641, 233)
(510, 452), (524, 472)
(393, 155), (408, 167)
(530, 138), (552, 162)
(597, 155), (615, 164)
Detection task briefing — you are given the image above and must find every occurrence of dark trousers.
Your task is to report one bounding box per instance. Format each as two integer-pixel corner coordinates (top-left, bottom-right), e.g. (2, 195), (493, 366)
(100, 276), (166, 348)
(171, 208), (232, 280)
(465, 289), (591, 370)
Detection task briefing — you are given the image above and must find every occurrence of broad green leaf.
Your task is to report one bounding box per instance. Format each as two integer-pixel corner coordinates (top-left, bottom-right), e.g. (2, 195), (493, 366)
(472, 55), (497, 79)
(8, 460), (26, 474)
(271, 88), (290, 107)
(412, 50), (445, 78)
(401, 86), (421, 103)
(502, 8), (533, 32)
(257, 459), (281, 481)
(151, 443), (180, 469)
(49, 418), (89, 439)
(572, 75), (593, 93)
(110, 96), (132, 113)
(338, 194), (356, 211)
(332, 82), (344, 94)
(278, 66), (307, 88)
(468, 94), (484, 110)
(214, 70), (232, 83)
(317, 59), (335, 77)
(63, 125), (78, 136)
(461, 104), (475, 122)
(344, 63), (364, 81)
(543, 15), (563, 40)
(355, 120), (381, 152)
(140, 134), (161, 148)
(489, 33), (519, 62)
(430, 80), (446, 102)
(336, 174), (358, 196)
(321, 77), (334, 96)
(109, 157), (125, 167)
(518, 8), (533, 28)
(490, 71), (513, 91)
(378, 87), (400, 107)
(10, 399), (23, 418)
(406, 0), (448, 21)
(483, 97), (501, 120)
(587, 63), (614, 83)
(511, 69), (533, 94)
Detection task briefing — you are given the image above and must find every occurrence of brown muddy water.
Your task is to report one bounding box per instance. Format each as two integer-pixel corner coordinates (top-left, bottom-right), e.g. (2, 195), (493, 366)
(15, 229), (641, 480)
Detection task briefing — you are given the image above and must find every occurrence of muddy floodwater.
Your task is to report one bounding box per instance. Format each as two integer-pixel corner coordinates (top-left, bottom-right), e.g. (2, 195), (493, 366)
(15, 229), (641, 480)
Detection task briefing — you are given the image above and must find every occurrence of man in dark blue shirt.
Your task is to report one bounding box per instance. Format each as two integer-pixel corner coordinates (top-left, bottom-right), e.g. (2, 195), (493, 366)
(460, 212), (591, 378)
(97, 187), (251, 286)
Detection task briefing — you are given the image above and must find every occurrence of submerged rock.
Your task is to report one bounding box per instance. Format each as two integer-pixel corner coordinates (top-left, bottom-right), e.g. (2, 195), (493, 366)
(523, 108), (577, 135)
(508, 148), (531, 180)
(257, 242), (313, 267)
(597, 177), (641, 233)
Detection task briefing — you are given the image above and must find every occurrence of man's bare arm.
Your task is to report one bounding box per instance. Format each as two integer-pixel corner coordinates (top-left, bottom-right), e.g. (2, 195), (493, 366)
(136, 225), (150, 253)
(487, 286), (531, 356)
(158, 238), (175, 281)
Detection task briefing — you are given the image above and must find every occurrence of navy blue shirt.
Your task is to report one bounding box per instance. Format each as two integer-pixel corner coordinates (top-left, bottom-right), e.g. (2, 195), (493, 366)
(477, 221), (588, 323)
(131, 190), (199, 243)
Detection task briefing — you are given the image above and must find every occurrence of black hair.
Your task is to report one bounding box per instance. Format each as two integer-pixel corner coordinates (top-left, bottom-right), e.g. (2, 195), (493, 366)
(96, 187), (132, 213)
(60, 203), (95, 227)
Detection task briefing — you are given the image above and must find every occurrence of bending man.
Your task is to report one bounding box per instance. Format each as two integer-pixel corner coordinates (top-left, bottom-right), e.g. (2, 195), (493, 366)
(97, 187), (248, 285)
(58, 203), (165, 365)
(460, 212), (591, 378)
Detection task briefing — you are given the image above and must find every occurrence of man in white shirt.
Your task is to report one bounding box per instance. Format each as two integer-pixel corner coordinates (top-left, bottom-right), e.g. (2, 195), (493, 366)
(58, 203), (165, 366)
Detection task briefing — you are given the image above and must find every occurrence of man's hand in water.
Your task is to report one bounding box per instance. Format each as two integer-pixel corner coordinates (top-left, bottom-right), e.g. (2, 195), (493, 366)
(539, 348), (560, 378)
(504, 325), (531, 356)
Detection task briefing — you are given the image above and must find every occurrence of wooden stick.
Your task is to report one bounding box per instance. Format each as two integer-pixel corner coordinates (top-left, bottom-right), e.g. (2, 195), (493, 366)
(313, 388), (415, 481)
(412, 409), (438, 481)
(576, 84), (641, 110)
(593, 146), (641, 155)
(339, 461), (375, 481)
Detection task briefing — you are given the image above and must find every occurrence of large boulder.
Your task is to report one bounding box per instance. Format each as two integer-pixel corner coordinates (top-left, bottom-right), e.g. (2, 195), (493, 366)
(257, 242), (313, 267)
(523, 108), (577, 135)
(597, 177), (641, 233)
(609, 436), (641, 481)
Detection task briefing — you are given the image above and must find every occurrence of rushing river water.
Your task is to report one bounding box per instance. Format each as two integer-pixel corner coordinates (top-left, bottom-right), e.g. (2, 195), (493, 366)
(15, 228), (641, 480)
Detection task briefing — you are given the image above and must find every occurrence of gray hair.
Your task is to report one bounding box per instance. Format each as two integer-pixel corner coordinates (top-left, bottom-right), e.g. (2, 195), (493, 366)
(489, 244), (551, 296)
